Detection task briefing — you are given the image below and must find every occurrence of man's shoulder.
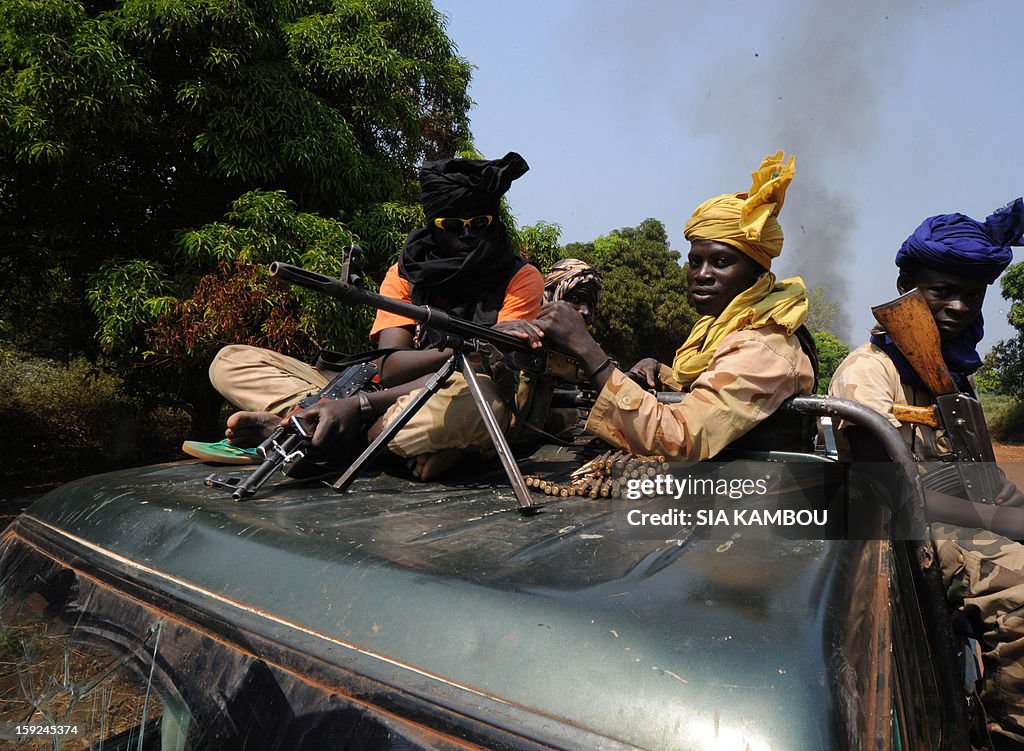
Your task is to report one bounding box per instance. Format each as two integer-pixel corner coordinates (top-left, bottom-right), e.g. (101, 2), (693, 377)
(379, 263), (410, 300)
(834, 342), (897, 377)
(498, 262), (544, 321)
(829, 341), (902, 402)
(720, 323), (803, 360)
(712, 324), (815, 389)
(510, 262), (544, 287)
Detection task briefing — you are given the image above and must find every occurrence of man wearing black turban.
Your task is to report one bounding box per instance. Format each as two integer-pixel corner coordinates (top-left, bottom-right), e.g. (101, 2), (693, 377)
(389, 151), (535, 328)
(199, 152), (543, 480)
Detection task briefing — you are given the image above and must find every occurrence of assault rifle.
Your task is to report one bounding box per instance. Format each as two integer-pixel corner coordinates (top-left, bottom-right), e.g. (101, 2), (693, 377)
(872, 288), (1002, 503)
(269, 255), (583, 513)
(205, 358), (378, 501)
(205, 244), (380, 501)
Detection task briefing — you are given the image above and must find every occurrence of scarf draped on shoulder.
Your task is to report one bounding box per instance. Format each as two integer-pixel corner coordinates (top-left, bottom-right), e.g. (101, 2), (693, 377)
(671, 273), (808, 388)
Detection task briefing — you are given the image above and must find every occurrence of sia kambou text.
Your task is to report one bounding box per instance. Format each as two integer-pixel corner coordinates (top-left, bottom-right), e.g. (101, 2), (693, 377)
(623, 473), (829, 528)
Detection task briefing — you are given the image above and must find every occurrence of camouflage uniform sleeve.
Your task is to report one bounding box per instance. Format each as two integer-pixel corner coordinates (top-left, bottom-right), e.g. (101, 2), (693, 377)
(585, 325), (814, 460)
(658, 362), (681, 392)
(828, 342), (948, 460)
(828, 343), (903, 429)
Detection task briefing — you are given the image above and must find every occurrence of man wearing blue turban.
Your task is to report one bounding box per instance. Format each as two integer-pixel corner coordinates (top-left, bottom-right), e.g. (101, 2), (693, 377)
(831, 198), (1024, 747)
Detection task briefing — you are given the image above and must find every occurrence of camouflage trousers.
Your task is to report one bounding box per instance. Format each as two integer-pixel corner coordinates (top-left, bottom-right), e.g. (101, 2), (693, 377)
(935, 528), (1024, 749)
(208, 344), (509, 459)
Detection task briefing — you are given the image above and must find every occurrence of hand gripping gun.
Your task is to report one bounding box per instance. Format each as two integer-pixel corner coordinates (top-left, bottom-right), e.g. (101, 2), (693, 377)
(206, 246), (379, 501)
(206, 358), (379, 500)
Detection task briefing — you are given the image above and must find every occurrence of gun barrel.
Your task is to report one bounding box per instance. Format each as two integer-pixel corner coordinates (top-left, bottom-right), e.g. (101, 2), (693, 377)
(232, 432), (305, 501)
(269, 261), (546, 365)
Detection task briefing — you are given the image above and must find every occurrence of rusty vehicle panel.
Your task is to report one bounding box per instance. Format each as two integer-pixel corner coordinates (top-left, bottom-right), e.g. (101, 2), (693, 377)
(0, 398), (962, 749)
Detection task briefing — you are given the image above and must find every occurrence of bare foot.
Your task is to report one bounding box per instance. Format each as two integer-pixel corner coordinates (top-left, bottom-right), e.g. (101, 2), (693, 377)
(410, 448), (464, 481)
(225, 411), (281, 448)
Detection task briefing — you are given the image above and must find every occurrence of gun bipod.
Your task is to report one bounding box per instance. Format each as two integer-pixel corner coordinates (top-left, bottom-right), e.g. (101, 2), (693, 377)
(331, 352), (542, 515)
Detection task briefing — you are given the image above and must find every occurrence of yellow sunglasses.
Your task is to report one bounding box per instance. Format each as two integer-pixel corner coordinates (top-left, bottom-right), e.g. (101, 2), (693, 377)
(433, 215), (494, 232)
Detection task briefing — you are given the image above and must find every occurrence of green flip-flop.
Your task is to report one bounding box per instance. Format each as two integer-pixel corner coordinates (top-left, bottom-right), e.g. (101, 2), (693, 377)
(182, 439), (260, 465)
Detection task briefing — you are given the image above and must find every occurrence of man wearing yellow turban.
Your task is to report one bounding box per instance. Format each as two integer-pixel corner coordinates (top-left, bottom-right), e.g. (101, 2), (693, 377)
(518, 152), (817, 460)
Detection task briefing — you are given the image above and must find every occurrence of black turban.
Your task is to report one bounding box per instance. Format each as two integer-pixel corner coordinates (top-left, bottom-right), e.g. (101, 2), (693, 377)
(419, 152), (529, 219)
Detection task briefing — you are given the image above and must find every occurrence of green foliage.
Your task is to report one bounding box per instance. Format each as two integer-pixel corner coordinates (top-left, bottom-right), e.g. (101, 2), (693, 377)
(805, 286), (840, 335)
(994, 261), (1024, 399)
(174, 189), (378, 357)
(0, 0), (471, 361)
(566, 218), (697, 366)
(348, 200), (423, 271)
(0, 343), (189, 477)
(86, 191), (391, 426)
(0, 0), (154, 161)
(811, 330), (849, 395)
(518, 220), (563, 272)
(987, 338), (1024, 401)
(87, 259), (174, 357)
(589, 232), (628, 267)
(975, 348), (1004, 395)
(804, 285), (848, 393)
(1001, 261), (1024, 331)
(0, 345), (118, 415)
(1, 0), (472, 425)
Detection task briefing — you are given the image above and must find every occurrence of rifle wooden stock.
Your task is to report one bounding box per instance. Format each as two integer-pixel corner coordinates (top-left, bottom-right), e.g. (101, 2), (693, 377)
(892, 403), (940, 428)
(871, 290), (959, 395)
(872, 288), (1000, 502)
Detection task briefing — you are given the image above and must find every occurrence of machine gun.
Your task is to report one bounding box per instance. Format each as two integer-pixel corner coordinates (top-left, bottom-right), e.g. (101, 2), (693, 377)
(268, 260), (581, 383)
(871, 288), (1002, 503)
(269, 255), (583, 513)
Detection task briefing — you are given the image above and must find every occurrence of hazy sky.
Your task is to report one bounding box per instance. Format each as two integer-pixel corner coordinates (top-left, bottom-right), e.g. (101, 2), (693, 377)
(432, 0), (1023, 350)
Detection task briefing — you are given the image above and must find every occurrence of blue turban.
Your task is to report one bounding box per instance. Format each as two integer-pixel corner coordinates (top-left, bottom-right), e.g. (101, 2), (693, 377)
(875, 198), (1024, 390)
(895, 198), (1024, 284)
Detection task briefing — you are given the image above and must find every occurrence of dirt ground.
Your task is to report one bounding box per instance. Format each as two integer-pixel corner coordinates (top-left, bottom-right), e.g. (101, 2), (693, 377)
(994, 441), (1024, 488)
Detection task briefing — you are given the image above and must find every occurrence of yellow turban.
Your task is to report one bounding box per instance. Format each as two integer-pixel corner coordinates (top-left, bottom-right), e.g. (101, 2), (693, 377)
(683, 151), (795, 270)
